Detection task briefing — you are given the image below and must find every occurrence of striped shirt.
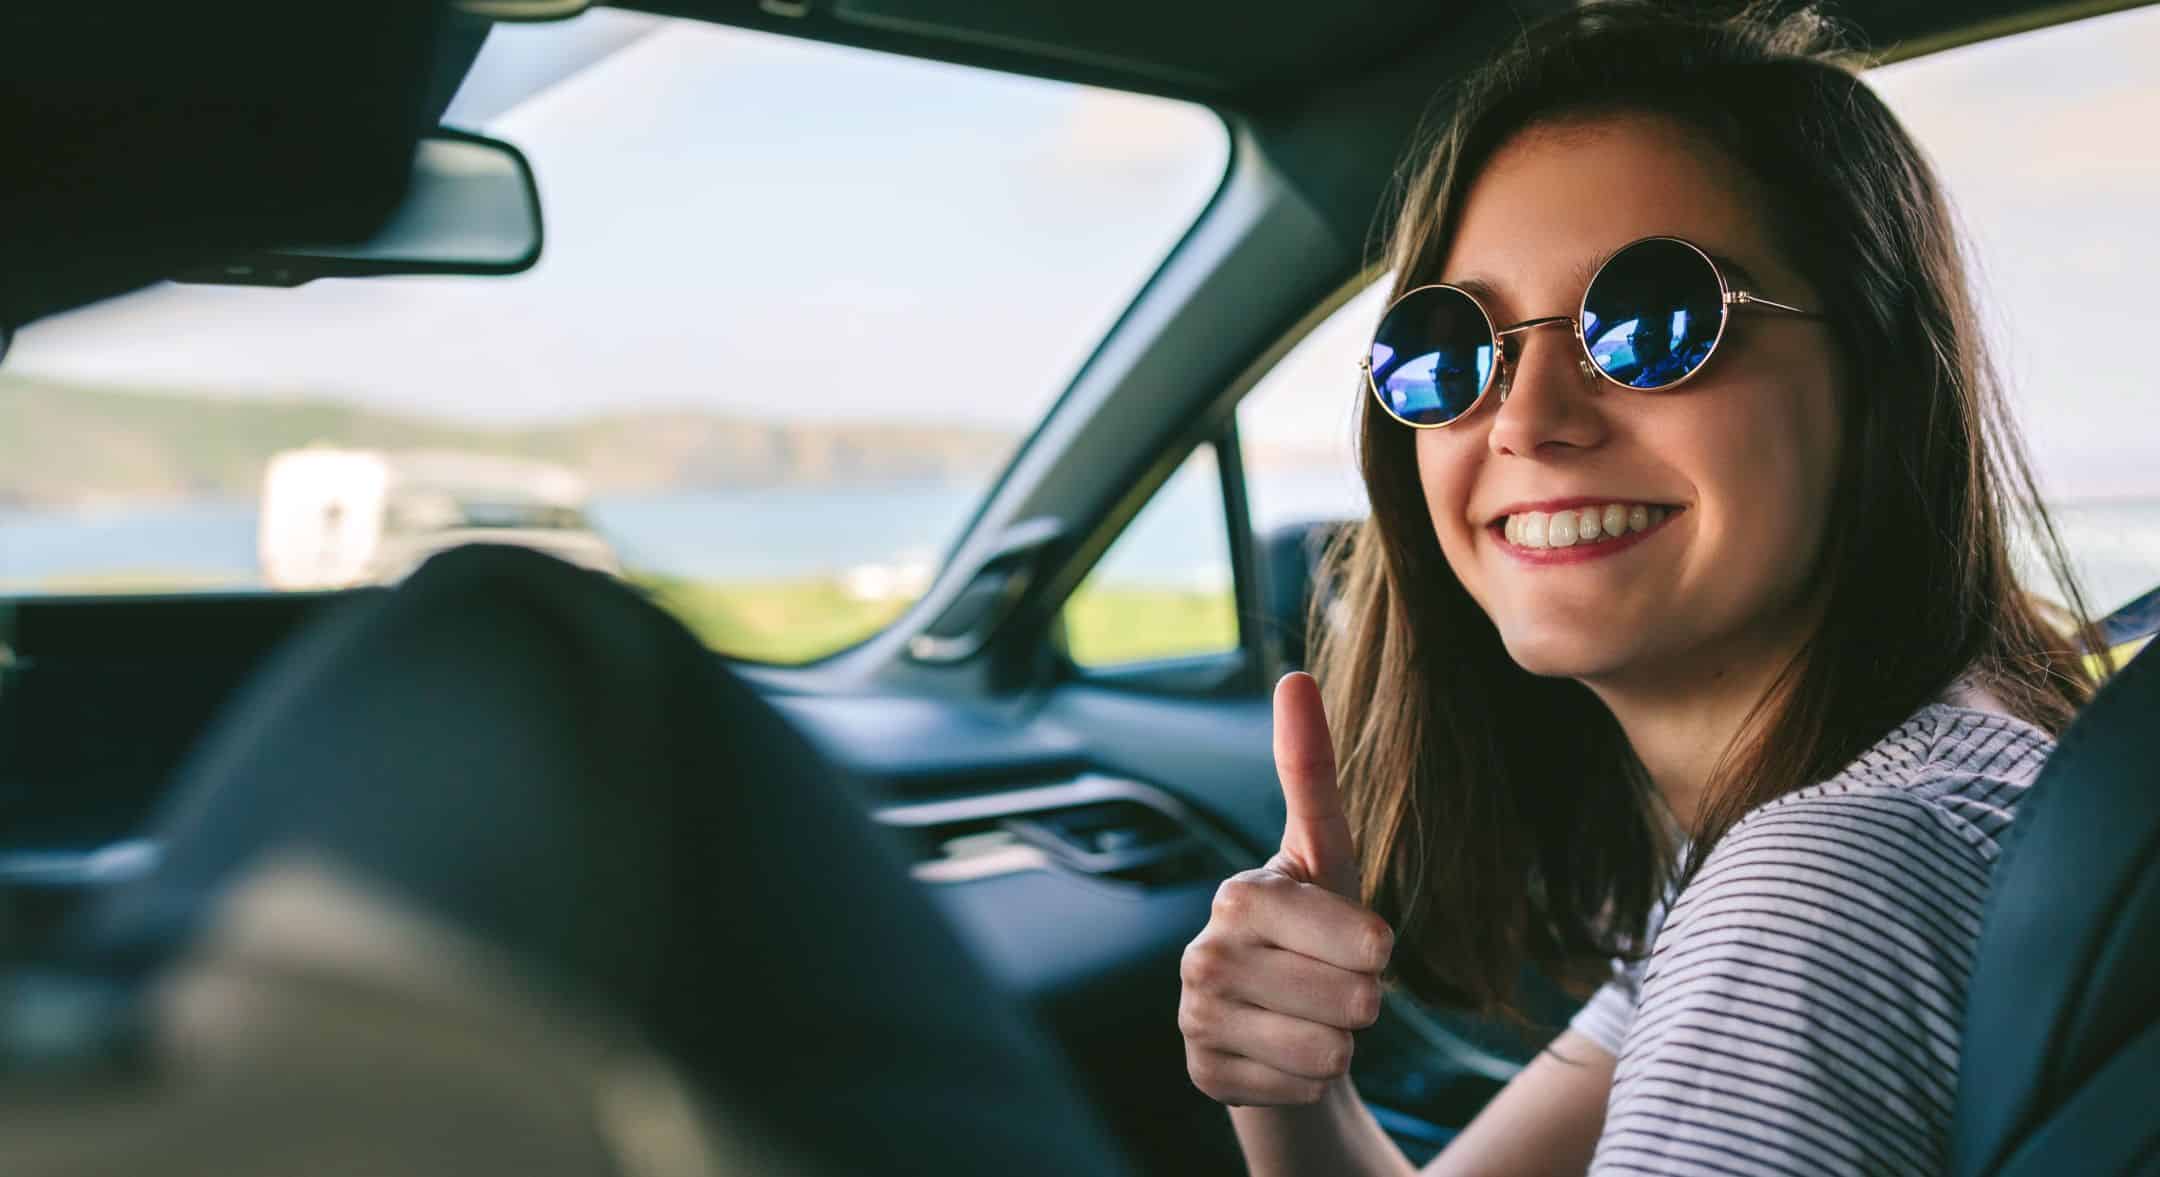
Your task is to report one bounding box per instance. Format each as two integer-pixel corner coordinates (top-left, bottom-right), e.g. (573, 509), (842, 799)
(1568, 692), (2055, 1176)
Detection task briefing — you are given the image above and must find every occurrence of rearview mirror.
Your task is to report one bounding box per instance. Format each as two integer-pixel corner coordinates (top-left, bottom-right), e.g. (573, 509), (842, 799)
(176, 128), (542, 287)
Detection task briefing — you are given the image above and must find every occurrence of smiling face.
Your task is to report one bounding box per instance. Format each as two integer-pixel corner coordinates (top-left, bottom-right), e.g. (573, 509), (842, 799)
(1414, 112), (1843, 688)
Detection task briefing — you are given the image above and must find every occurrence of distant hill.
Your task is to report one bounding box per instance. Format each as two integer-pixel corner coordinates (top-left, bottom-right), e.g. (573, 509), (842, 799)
(0, 373), (1021, 508)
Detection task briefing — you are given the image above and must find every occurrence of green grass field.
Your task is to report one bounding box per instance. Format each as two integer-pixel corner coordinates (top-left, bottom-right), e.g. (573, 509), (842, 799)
(2, 565), (1236, 667)
(1061, 582), (1238, 667)
(633, 571), (1236, 665)
(630, 573), (915, 664)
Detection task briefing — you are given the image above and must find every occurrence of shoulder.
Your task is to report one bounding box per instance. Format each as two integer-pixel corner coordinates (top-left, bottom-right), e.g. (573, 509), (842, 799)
(1588, 703), (2057, 1171)
(1668, 701), (2054, 949)
(1721, 700), (2054, 870)
(1625, 703), (2057, 1079)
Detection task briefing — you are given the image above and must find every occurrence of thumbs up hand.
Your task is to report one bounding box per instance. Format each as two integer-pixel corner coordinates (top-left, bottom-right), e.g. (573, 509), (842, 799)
(1271, 669), (1361, 899)
(1179, 672), (1396, 1106)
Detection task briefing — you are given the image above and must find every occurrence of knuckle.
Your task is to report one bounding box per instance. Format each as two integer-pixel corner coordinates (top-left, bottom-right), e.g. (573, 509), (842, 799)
(1348, 978), (1383, 1028)
(1176, 994), (1213, 1042)
(1186, 1052), (1222, 1096)
(1317, 1031), (1355, 1078)
(1211, 877), (1259, 923)
(1187, 1052), (1243, 1106)
(1180, 939), (1229, 990)
(1361, 917), (1396, 970)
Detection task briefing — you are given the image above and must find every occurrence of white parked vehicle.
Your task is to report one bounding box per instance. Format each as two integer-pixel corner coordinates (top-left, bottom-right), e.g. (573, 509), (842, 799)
(258, 447), (621, 590)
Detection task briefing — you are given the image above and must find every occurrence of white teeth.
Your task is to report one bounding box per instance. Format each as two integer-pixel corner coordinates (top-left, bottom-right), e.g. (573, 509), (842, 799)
(1502, 503), (1671, 549)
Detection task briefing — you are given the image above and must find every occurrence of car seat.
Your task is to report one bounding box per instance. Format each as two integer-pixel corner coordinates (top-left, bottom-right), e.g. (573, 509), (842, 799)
(1951, 641), (2160, 1176)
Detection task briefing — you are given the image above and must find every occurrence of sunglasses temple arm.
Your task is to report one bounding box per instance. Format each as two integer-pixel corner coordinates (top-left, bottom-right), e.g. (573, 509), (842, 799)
(1727, 290), (1823, 319)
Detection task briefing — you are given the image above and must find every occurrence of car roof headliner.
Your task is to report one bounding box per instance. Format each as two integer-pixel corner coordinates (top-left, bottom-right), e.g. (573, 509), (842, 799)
(629, 0), (2154, 107)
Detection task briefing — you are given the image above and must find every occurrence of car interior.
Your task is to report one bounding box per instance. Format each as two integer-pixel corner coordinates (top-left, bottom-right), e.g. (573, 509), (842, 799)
(1, 0), (2155, 1174)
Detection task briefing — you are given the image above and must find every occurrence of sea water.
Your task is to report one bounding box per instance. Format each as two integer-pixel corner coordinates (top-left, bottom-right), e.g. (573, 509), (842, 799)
(2, 483), (2155, 617)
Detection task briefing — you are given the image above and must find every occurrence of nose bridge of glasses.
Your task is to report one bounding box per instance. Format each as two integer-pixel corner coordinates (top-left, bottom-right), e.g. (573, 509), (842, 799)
(1489, 311), (1599, 411)
(1493, 313), (1579, 340)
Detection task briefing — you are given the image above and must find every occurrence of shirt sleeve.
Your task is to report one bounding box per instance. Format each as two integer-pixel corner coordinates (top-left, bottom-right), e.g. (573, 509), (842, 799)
(1566, 892), (1670, 1057)
(1587, 790), (1993, 1177)
(1567, 958), (1644, 1058)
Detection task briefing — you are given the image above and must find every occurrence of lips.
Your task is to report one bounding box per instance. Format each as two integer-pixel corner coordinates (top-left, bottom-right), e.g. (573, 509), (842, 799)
(1503, 502), (1666, 548)
(1485, 498), (1685, 561)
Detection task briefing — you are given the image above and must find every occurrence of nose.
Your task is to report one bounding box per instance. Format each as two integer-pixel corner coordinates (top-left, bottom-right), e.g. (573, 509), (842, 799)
(1485, 319), (1608, 458)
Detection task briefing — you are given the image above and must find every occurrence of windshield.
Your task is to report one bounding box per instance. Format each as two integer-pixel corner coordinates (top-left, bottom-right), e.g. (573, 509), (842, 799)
(0, 11), (1228, 664)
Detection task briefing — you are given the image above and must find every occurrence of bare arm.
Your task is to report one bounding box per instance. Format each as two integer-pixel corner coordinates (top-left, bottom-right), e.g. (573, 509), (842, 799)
(1228, 1030), (1613, 1177)
(1419, 1031), (1615, 1176)
(1229, 1077), (1416, 1177)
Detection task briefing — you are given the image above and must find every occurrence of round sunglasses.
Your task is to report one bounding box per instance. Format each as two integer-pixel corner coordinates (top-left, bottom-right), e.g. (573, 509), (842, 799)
(1359, 235), (1823, 429)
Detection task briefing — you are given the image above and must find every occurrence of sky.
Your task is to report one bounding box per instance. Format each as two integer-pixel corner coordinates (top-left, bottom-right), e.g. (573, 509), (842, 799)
(9, 3), (2160, 497)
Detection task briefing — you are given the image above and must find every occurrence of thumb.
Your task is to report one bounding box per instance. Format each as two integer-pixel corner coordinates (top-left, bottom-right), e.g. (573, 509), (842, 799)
(1272, 671), (1358, 898)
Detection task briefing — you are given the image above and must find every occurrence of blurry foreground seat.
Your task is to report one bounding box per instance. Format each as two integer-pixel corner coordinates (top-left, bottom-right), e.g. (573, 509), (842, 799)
(3, 857), (796, 1176)
(1952, 641), (2160, 1176)
(0, 546), (1133, 1176)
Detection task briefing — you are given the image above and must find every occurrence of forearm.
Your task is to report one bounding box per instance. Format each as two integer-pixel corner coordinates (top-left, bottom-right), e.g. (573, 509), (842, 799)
(1230, 1077), (1417, 1177)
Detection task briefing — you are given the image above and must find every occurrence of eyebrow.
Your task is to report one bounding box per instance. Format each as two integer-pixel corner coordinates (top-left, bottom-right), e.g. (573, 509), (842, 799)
(1443, 241), (1777, 312)
(1444, 249), (1615, 320)
(1711, 251), (1768, 290)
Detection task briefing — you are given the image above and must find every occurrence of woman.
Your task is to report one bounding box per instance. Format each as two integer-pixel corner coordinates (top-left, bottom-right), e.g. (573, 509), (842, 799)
(1176, 3), (2105, 1174)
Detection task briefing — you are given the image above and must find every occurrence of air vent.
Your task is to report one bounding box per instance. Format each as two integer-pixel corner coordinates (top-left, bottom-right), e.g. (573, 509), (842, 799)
(877, 776), (1239, 888)
(1003, 800), (1211, 883)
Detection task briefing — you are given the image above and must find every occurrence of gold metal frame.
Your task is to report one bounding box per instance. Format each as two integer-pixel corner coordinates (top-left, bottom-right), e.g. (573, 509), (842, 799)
(1357, 234), (1823, 430)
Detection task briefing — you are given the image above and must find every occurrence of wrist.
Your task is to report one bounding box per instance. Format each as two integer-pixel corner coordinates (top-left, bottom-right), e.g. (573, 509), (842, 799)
(1229, 1075), (1361, 1127)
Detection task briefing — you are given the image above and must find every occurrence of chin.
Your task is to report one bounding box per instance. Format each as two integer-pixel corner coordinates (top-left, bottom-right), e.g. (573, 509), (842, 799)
(1494, 625), (1638, 681)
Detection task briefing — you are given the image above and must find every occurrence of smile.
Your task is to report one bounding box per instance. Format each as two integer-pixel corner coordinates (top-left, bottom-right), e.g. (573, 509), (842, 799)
(1489, 500), (1683, 563)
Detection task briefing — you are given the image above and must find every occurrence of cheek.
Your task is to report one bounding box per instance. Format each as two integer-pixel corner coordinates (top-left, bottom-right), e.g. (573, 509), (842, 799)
(1414, 429), (1486, 578)
(1683, 368), (1841, 599)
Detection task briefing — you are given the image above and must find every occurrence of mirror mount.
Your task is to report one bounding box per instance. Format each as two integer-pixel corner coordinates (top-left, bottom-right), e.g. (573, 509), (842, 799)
(173, 127), (542, 288)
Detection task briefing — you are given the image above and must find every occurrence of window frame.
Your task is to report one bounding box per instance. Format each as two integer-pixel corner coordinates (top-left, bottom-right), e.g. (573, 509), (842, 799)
(1045, 269), (1389, 697)
(1050, 422), (1268, 696)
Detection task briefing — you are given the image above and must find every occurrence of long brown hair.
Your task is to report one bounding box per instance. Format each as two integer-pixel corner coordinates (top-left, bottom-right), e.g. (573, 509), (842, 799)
(1313, 0), (2105, 1018)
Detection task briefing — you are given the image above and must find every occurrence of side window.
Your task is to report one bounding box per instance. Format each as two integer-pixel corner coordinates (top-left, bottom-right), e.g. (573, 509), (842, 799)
(1237, 283), (1384, 538)
(1867, 8), (2160, 634)
(1061, 445), (1238, 668)
(1234, 282), (1385, 668)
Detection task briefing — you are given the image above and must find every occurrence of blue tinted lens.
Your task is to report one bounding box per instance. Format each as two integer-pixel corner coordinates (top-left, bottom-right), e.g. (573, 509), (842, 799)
(1581, 239), (1726, 389)
(1369, 286), (1494, 426)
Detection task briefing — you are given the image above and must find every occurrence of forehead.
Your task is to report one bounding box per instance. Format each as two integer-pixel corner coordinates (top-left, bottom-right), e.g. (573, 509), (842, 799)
(1437, 112), (1792, 309)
